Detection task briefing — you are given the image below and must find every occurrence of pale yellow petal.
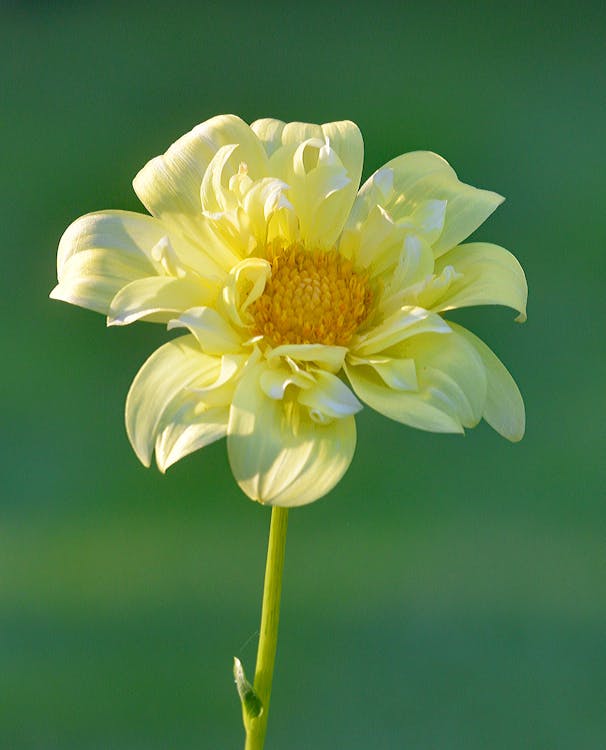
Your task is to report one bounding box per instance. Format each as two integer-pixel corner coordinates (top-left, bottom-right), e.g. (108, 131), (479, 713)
(155, 406), (229, 473)
(167, 306), (244, 354)
(259, 363), (315, 400)
(339, 204), (401, 269)
(266, 344), (348, 373)
(108, 276), (214, 326)
(431, 242), (528, 321)
(404, 329), (487, 427)
(56, 210), (162, 275)
(450, 323), (525, 441)
(346, 326), (488, 432)
(347, 355), (418, 391)
(52, 211), (178, 314)
(345, 359), (463, 434)
(280, 121), (324, 146)
(269, 138), (353, 247)
(350, 151), (503, 257)
(377, 235), (436, 316)
(352, 306), (451, 357)
(277, 120), (363, 188)
(50, 248), (155, 315)
(240, 177), (296, 247)
(125, 335), (223, 467)
(133, 115), (268, 240)
(199, 143), (240, 214)
(220, 257), (271, 328)
(51, 210), (225, 317)
(227, 365), (356, 506)
(297, 370), (363, 420)
(250, 118), (286, 157)
(320, 121), (364, 195)
(253, 119), (363, 231)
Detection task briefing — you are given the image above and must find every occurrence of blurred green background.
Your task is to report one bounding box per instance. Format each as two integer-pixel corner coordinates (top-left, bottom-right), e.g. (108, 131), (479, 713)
(2, 0), (605, 747)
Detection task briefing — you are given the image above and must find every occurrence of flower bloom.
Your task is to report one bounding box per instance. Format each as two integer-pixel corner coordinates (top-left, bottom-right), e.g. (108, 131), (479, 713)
(51, 116), (527, 506)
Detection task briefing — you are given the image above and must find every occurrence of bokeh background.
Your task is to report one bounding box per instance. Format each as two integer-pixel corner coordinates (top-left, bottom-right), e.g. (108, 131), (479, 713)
(3, 1), (605, 748)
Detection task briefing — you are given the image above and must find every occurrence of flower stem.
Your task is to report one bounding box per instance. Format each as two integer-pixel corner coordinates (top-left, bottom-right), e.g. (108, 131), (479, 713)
(243, 506), (289, 750)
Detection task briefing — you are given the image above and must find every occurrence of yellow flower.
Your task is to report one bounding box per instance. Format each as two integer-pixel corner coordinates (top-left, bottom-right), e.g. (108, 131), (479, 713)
(51, 115), (527, 506)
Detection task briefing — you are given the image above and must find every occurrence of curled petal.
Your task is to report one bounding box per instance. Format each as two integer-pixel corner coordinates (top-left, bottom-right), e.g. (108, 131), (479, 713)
(266, 344), (348, 373)
(200, 144), (240, 214)
(51, 210), (220, 315)
(431, 242), (528, 321)
(168, 306), (244, 354)
(450, 323), (525, 441)
(345, 359), (463, 434)
(346, 327), (488, 432)
(155, 405), (229, 473)
(347, 354), (418, 391)
(260, 363), (315, 400)
(241, 177), (295, 246)
(349, 151), (503, 257)
(377, 235), (436, 316)
(297, 370), (363, 420)
(227, 365), (357, 506)
(352, 306), (451, 357)
(50, 248), (155, 315)
(133, 115), (268, 241)
(249, 118), (286, 158)
(108, 276), (215, 326)
(404, 329), (487, 428)
(269, 138), (353, 247)
(252, 118), (363, 192)
(125, 335), (225, 468)
(221, 257), (271, 328)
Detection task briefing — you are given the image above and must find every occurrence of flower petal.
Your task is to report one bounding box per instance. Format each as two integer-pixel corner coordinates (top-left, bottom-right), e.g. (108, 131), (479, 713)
(345, 359), (463, 434)
(55, 210), (161, 276)
(377, 235), (436, 316)
(404, 329), (487, 428)
(168, 306), (243, 354)
(266, 344), (348, 373)
(51, 210), (225, 316)
(297, 370), (363, 420)
(346, 327), (487, 432)
(431, 242), (528, 322)
(253, 118), (363, 189)
(260, 362), (315, 399)
(155, 406), (229, 473)
(450, 323), (525, 441)
(227, 365), (357, 506)
(352, 306), (451, 357)
(250, 118), (286, 158)
(221, 257), (271, 328)
(125, 335), (224, 467)
(320, 120), (364, 195)
(350, 151), (503, 257)
(50, 248), (155, 315)
(269, 136), (355, 247)
(133, 115), (268, 241)
(347, 355), (418, 391)
(108, 276), (215, 326)
(51, 211), (171, 314)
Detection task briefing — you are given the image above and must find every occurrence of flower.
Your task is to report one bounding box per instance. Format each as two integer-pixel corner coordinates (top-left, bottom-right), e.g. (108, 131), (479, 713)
(51, 115), (527, 506)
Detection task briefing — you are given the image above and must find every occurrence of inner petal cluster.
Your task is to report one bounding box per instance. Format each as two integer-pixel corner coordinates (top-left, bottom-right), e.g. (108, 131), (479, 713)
(249, 243), (373, 347)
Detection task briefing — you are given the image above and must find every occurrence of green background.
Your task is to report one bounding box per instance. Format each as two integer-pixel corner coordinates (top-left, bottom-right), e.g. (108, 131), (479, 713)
(2, 1), (605, 747)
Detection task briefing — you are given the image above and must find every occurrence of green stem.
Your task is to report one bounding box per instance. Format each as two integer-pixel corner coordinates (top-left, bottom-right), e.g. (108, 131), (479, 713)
(243, 506), (289, 750)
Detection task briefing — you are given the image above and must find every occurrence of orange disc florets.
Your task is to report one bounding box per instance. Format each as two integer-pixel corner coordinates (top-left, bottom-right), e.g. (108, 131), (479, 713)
(250, 244), (372, 347)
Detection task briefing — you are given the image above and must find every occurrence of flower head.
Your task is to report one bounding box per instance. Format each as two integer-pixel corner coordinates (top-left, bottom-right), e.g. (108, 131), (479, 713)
(51, 115), (527, 506)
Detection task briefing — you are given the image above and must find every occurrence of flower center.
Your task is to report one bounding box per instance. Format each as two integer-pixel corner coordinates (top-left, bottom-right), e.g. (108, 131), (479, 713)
(250, 244), (373, 347)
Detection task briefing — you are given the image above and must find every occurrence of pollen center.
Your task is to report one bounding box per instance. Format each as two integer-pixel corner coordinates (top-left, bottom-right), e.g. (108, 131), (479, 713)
(250, 244), (373, 347)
